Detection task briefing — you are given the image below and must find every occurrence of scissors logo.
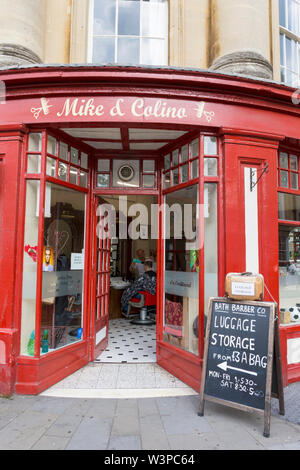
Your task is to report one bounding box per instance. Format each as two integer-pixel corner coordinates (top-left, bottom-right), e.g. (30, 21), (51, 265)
(31, 98), (53, 119)
(194, 102), (215, 122)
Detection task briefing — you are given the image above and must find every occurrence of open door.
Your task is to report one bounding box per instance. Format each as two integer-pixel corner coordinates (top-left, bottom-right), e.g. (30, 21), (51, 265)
(91, 196), (111, 360)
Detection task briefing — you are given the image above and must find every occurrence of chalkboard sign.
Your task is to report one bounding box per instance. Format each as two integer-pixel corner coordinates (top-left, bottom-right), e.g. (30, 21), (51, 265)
(199, 297), (283, 437)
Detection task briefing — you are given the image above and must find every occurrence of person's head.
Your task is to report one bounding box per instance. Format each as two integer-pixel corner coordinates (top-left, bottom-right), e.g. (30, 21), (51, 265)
(45, 248), (51, 264)
(144, 260), (153, 271)
(136, 249), (145, 260)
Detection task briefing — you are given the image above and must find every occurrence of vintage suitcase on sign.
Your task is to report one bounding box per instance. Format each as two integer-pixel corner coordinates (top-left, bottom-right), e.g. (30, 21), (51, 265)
(225, 272), (264, 301)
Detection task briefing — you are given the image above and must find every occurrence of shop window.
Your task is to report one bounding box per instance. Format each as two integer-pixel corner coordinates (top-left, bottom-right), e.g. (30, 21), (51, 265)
(88, 0), (168, 66)
(278, 147), (300, 323)
(21, 132), (88, 357)
(41, 184), (86, 352)
(163, 185), (199, 356)
(278, 192), (300, 220)
(279, 225), (300, 325)
(279, 0), (300, 86)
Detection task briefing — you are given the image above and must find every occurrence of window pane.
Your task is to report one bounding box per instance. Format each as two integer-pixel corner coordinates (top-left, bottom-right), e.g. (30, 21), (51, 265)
(97, 173), (110, 188)
(59, 142), (68, 161)
(27, 154), (41, 174)
(143, 174), (155, 188)
(93, 0), (116, 35)
(290, 154), (298, 170)
(280, 170), (289, 188)
(204, 136), (217, 155)
(80, 171), (88, 188)
(181, 163), (188, 183)
(291, 172), (299, 189)
(280, 152), (289, 169)
(117, 37), (139, 64)
(28, 133), (42, 152)
(41, 184), (86, 351)
(98, 159), (110, 172)
(288, 0), (300, 36)
(81, 153), (88, 169)
(164, 154), (170, 170)
(58, 162), (68, 182)
(181, 145), (189, 163)
(70, 167), (78, 185)
(118, 0), (140, 36)
(191, 139), (199, 158)
(70, 148), (79, 165)
(46, 157), (56, 177)
(286, 36), (292, 69)
(172, 149), (179, 166)
(278, 192), (300, 221)
(172, 168), (179, 185)
(279, 225), (300, 321)
(164, 172), (170, 189)
(191, 159), (199, 179)
(143, 160), (155, 172)
(204, 158), (218, 176)
(141, 38), (167, 65)
(204, 184), (218, 316)
(279, 0), (286, 28)
(163, 185), (199, 355)
(280, 33), (285, 66)
(141, 0), (168, 37)
(93, 37), (115, 63)
(47, 136), (57, 155)
(21, 180), (40, 355)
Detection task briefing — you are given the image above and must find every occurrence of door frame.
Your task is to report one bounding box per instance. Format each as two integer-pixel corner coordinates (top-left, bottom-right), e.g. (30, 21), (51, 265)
(90, 188), (160, 362)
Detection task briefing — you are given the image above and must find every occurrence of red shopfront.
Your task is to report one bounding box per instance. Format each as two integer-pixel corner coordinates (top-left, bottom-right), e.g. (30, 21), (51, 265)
(0, 65), (300, 396)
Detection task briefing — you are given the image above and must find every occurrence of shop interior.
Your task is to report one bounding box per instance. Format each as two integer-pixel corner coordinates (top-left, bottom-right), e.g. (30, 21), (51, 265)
(95, 194), (158, 363)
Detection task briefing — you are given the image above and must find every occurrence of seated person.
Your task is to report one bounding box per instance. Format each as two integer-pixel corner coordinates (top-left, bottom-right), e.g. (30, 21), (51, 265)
(129, 249), (145, 280)
(121, 260), (156, 313)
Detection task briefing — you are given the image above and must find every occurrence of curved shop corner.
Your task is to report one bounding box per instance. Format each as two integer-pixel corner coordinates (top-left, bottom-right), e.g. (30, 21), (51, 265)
(0, 65), (299, 396)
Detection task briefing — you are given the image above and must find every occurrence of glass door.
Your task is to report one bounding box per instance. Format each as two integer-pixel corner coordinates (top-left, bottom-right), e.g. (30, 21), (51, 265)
(92, 196), (111, 359)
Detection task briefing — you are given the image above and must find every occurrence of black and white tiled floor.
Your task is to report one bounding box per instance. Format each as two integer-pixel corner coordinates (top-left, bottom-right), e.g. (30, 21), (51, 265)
(94, 318), (156, 363)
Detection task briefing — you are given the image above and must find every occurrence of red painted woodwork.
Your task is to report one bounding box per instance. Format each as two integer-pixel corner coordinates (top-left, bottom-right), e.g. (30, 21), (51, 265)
(0, 65), (299, 395)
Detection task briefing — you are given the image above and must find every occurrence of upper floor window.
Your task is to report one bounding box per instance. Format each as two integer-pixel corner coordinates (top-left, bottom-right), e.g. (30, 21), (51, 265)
(279, 0), (300, 86)
(88, 0), (168, 66)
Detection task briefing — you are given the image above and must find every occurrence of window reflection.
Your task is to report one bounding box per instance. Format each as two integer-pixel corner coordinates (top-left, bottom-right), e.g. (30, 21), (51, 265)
(90, 0), (168, 66)
(118, 37), (140, 64)
(94, 0), (116, 35)
(118, 0), (140, 36)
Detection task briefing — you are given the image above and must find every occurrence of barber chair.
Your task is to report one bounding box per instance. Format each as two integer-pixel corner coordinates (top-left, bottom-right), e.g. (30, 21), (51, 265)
(126, 291), (156, 325)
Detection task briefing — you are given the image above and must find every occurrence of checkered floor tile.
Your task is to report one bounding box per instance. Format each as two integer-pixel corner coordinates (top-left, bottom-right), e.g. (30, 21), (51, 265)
(94, 318), (156, 363)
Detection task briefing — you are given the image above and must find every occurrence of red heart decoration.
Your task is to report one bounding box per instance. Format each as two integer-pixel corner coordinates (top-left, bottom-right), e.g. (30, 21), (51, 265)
(25, 245), (38, 262)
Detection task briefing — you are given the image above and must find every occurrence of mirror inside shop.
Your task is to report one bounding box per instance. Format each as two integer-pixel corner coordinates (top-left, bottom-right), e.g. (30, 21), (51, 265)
(279, 225), (300, 325)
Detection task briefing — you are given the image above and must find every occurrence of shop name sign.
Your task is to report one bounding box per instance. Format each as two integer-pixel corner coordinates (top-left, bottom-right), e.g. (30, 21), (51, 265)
(29, 97), (215, 123)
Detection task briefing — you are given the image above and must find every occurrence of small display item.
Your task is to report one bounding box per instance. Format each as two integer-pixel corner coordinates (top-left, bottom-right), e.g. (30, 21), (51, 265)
(289, 305), (300, 322)
(280, 309), (291, 324)
(225, 272), (264, 301)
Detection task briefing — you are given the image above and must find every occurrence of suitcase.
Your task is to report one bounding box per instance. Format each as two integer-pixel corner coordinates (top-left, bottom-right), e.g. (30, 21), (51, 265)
(225, 272), (264, 301)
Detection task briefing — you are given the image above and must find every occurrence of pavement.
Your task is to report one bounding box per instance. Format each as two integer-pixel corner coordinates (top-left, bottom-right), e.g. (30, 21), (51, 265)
(1, 369), (300, 451)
